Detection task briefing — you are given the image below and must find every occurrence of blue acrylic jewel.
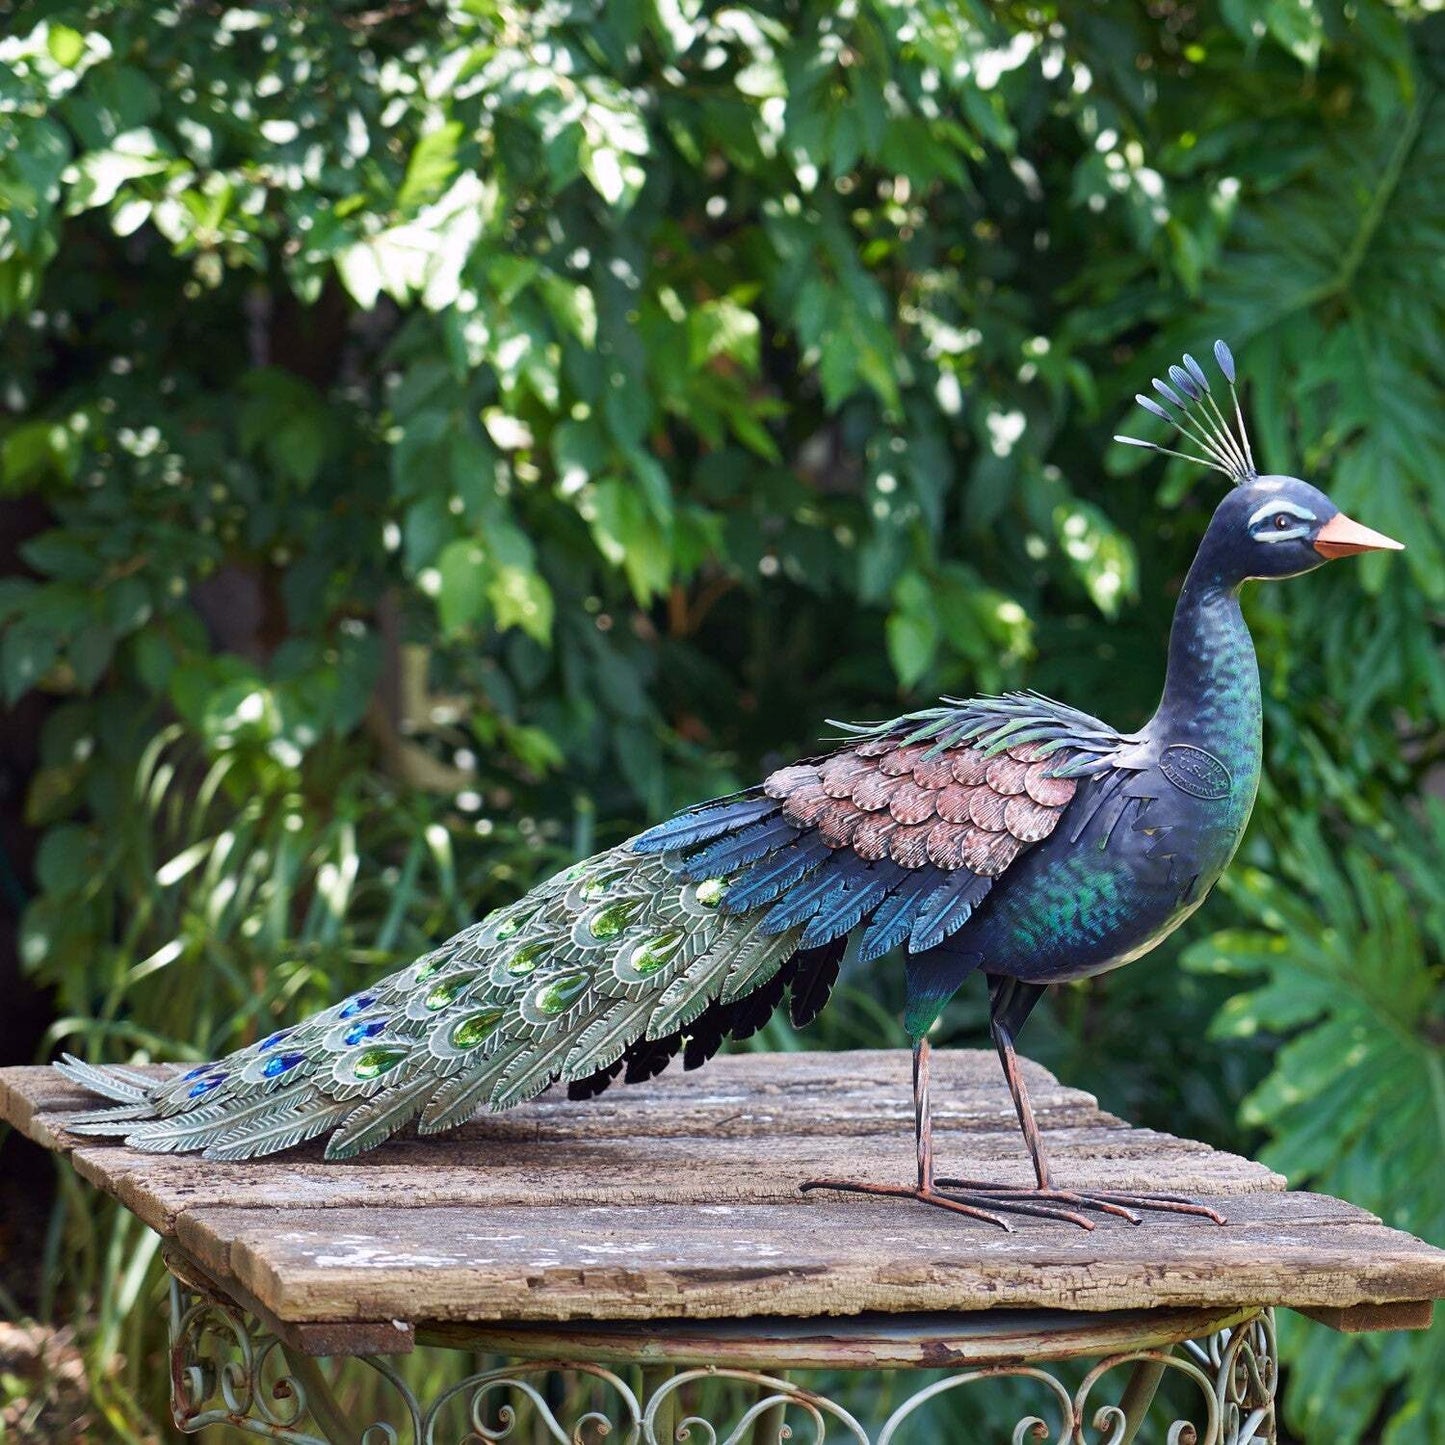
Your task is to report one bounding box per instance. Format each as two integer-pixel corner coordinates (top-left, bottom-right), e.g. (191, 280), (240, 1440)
(187, 1072), (225, 1099)
(258, 1028), (295, 1052)
(343, 1019), (386, 1047)
(338, 995), (376, 1020)
(181, 1064), (212, 1082)
(261, 1051), (305, 1079)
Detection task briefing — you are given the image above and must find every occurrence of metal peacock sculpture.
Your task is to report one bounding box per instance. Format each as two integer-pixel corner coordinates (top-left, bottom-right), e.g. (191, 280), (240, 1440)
(58, 342), (1403, 1230)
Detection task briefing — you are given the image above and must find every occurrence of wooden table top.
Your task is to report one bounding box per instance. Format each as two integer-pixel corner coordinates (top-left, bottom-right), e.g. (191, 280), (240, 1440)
(6, 1048), (1444, 1357)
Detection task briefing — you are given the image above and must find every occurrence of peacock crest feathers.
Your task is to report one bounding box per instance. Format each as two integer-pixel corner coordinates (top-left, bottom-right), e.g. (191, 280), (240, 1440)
(1114, 339), (1258, 485)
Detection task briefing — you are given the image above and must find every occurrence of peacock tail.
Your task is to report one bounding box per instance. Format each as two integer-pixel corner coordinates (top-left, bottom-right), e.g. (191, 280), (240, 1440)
(58, 839), (838, 1161)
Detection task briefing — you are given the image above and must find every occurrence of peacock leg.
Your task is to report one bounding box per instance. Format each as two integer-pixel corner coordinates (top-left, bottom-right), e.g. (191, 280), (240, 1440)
(801, 1039), (1107, 1230)
(801, 1038), (1014, 1227)
(933, 979), (1228, 1227)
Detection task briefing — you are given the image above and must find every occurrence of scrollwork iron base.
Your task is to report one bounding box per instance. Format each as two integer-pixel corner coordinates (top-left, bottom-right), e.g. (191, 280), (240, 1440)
(167, 1276), (1276, 1444)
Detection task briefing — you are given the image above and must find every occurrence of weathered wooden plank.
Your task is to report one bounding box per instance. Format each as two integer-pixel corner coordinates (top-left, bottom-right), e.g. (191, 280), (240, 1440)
(0, 1069), (81, 1150)
(2, 1049), (1285, 1238)
(1296, 1300), (1435, 1334)
(174, 1193), (1445, 1326)
(417, 1304), (1266, 1370)
(163, 1244), (416, 1357)
(66, 1123), (1276, 1236)
(9, 1049), (1444, 1339)
(0, 1065), (170, 1151)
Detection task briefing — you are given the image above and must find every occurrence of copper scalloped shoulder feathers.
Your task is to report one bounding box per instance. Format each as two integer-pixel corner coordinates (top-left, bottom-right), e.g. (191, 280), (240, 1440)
(764, 736), (1077, 877)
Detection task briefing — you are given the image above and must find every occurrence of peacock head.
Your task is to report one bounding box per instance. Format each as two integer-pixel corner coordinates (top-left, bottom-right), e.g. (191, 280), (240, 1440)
(1204, 474), (1401, 581)
(1115, 339), (1403, 582)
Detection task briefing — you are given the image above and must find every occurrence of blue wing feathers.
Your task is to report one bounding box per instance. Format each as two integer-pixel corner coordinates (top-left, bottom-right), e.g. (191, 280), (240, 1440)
(630, 795), (777, 853)
(800, 864), (904, 948)
(908, 872), (994, 953)
(767, 865), (859, 939)
(678, 816), (797, 878)
(722, 838), (833, 911)
(761, 864), (858, 935)
(857, 874), (951, 962)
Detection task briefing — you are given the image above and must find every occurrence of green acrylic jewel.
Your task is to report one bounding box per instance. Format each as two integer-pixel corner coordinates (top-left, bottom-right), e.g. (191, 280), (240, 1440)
(495, 913), (527, 941)
(354, 1047), (406, 1080)
(425, 978), (467, 1011)
(452, 1008), (503, 1049)
(629, 930), (684, 976)
(415, 959), (441, 981)
(507, 942), (545, 976)
(534, 971), (589, 1016)
(694, 878), (726, 908)
(580, 868), (626, 902)
(589, 899), (640, 941)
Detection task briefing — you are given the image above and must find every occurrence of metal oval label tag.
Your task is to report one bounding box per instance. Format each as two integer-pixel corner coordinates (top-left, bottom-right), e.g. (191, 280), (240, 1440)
(1160, 744), (1232, 800)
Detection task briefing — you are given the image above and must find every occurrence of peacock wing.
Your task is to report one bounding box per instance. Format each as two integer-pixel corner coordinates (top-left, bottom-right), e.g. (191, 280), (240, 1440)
(632, 691), (1132, 964)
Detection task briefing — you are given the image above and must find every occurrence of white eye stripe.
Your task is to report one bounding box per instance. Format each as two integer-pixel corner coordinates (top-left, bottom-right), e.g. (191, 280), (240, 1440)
(1256, 525), (1310, 543)
(1248, 498), (1315, 527)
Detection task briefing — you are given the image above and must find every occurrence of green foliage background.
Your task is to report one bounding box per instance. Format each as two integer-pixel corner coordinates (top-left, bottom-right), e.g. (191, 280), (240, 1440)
(1, 0), (1443, 1439)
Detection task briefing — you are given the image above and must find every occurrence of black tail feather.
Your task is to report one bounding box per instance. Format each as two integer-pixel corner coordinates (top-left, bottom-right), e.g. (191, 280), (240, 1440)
(788, 937), (846, 1028)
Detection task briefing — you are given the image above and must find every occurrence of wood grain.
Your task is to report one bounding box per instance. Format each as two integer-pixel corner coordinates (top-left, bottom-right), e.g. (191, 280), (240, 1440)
(1298, 1301), (1435, 1334)
(172, 1193), (1444, 1326)
(5, 1048), (1444, 1347)
(416, 1304), (1267, 1369)
(63, 1124), (1271, 1238)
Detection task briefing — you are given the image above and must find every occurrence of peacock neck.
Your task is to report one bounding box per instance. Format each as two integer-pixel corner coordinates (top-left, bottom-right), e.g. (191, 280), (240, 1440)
(1151, 545), (1262, 760)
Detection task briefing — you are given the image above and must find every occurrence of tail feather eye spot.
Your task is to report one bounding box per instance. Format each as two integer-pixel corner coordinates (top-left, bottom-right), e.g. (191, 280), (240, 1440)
(530, 971), (590, 1018)
(589, 900), (642, 941)
(579, 869), (627, 903)
(353, 1047), (406, 1080)
(694, 878), (725, 908)
(452, 1009), (503, 1050)
(188, 1072), (226, 1098)
(507, 942), (546, 976)
(424, 978), (469, 1011)
(628, 930), (685, 977)
(493, 903), (542, 942)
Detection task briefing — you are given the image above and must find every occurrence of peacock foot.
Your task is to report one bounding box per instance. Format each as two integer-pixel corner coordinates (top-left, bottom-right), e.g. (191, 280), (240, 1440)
(799, 1177), (1019, 1230)
(800, 1176), (1229, 1230)
(932, 1177), (1230, 1228)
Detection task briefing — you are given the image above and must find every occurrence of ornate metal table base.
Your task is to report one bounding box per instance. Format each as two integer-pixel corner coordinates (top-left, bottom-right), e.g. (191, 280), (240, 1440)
(167, 1275), (1277, 1444)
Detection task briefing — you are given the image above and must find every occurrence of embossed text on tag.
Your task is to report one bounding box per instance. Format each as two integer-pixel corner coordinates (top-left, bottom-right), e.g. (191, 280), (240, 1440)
(1160, 743), (1232, 800)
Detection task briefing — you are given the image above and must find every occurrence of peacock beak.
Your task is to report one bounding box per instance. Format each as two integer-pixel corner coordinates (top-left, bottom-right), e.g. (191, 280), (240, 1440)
(1313, 512), (1405, 559)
